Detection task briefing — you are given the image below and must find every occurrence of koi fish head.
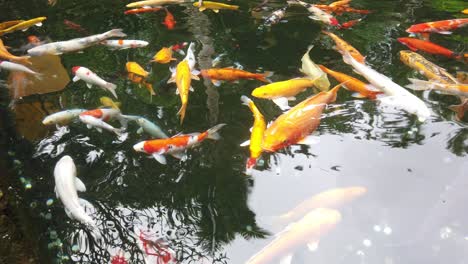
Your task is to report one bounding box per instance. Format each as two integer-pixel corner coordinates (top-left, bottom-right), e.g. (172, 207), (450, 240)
(133, 141), (146, 153)
(329, 17), (340, 27)
(71, 66), (81, 74)
(399, 50), (412, 64)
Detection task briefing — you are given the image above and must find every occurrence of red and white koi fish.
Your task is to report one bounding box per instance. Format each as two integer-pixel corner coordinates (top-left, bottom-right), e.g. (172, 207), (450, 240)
(72, 66), (118, 99)
(287, 0), (340, 26)
(406, 19), (468, 35)
(101, 39), (149, 50)
(79, 108), (127, 136)
(338, 18), (362, 29)
(133, 124), (226, 164)
(171, 42), (188, 55)
(27, 29), (127, 56)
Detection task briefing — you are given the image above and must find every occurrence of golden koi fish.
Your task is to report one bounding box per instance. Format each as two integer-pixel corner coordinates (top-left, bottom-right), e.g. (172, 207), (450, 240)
(100, 96), (121, 110)
(300, 45), (330, 91)
(399, 50), (458, 84)
(193, 1), (239, 13)
(126, 0), (185, 8)
(323, 31), (365, 63)
(0, 17), (46, 36)
(0, 38), (31, 64)
(0, 20), (24, 31)
(152, 47), (176, 64)
(126, 62), (155, 96)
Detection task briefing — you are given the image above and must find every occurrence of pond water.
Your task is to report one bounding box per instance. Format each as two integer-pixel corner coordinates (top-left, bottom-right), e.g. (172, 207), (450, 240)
(0, 0), (467, 263)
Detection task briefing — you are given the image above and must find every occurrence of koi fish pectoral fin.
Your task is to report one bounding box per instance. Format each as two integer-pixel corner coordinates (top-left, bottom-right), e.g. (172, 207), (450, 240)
(240, 140), (250, 147)
(137, 127), (144, 134)
(72, 76), (80, 82)
(152, 153), (167, 164)
(170, 151), (187, 161)
(74, 177), (86, 192)
(272, 97), (291, 111)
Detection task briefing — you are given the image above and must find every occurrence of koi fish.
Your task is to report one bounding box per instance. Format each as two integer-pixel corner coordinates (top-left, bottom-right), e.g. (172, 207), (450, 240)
(316, 4), (371, 15)
(101, 39), (149, 50)
(0, 38), (31, 64)
(163, 9), (176, 30)
(322, 31), (365, 63)
(152, 47), (176, 64)
(72, 66), (118, 99)
(246, 208), (341, 264)
(79, 108), (127, 135)
(123, 115), (168, 138)
(171, 42), (188, 55)
(0, 17), (46, 35)
(342, 51), (431, 122)
(167, 42), (200, 124)
(399, 50), (459, 84)
(27, 35), (42, 45)
(318, 65), (383, 99)
(124, 6), (163, 15)
(100, 96), (121, 110)
(126, 61), (156, 96)
(63, 19), (89, 35)
(42, 109), (86, 126)
(397, 37), (465, 60)
(28, 28), (127, 56)
(0, 20), (24, 32)
(262, 83), (342, 152)
(251, 78), (319, 110)
(240, 96), (266, 174)
(200, 68), (273, 86)
(54, 155), (95, 226)
(300, 45), (330, 91)
(193, 1), (239, 12)
(463, 9), (468, 15)
(133, 124), (226, 164)
(0, 60), (40, 76)
(406, 78), (468, 98)
(279, 187), (367, 224)
(287, 0), (339, 26)
(126, 0), (185, 8)
(338, 18), (362, 29)
(261, 6), (288, 28)
(406, 19), (468, 35)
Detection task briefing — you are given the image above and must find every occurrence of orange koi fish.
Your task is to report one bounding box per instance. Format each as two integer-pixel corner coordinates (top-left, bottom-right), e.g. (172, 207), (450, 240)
(63, 19), (89, 35)
(406, 19), (468, 35)
(200, 68), (273, 86)
(262, 83), (343, 152)
(338, 18), (362, 29)
(398, 37), (465, 60)
(315, 0), (371, 15)
(162, 9), (176, 30)
(318, 65), (383, 99)
(133, 124), (226, 164)
(0, 38), (31, 64)
(124, 7), (163, 15)
(323, 31), (365, 63)
(151, 47), (176, 64)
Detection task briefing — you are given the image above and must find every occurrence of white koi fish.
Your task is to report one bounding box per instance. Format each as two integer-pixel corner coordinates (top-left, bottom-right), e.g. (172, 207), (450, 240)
(54, 155), (95, 226)
(27, 28), (127, 56)
(79, 115), (123, 136)
(300, 45), (330, 91)
(0, 60), (40, 76)
(123, 115), (169, 139)
(42, 109), (86, 126)
(342, 52), (431, 122)
(287, 0), (339, 26)
(101, 39), (149, 50)
(72, 66), (118, 99)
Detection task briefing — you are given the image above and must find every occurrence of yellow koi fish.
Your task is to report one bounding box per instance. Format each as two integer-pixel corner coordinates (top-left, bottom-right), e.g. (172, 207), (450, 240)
(0, 38), (31, 64)
(193, 1), (239, 13)
(400, 50), (459, 84)
(0, 20), (24, 31)
(151, 47), (176, 64)
(240, 96), (266, 174)
(126, 62), (156, 96)
(300, 45), (330, 91)
(0, 17), (46, 36)
(100, 96), (121, 110)
(322, 31), (365, 63)
(126, 0), (185, 8)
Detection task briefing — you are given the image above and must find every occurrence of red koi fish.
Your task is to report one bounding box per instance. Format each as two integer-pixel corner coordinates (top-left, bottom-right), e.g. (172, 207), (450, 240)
(63, 19), (88, 35)
(171, 42), (188, 55)
(124, 6), (163, 15)
(338, 18), (362, 29)
(163, 9), (176, 30)
(406, 19), (468, 35)
(133, 124), (226, 164)
(397, 37), (465, 60)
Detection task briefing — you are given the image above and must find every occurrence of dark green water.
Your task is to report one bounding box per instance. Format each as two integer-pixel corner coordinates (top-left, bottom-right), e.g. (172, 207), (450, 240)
(0, 0), (467, 263)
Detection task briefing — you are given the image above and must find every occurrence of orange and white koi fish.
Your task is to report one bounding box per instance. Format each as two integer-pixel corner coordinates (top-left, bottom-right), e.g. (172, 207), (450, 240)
(79, 108), (127, 135)
(126, 0), (184, 8)
(318, 65), (383, 99)
(124, 6), (164, 15)
(246, 208), (341, 264)
(72, 66), (118, 98)
(279, 187), (367, 224)
(133, 124), (226, 164)
(287, 0), (340, 26)
(262, 83), (343, 152)
(251, 78), (319, 110)
(162, 8), (176, 30)
(200, 68), (273, 86)
(101, 40), (149, 50)
(151, 47), (176, 64)
(193, 1), (239, 13)
(300, 45), (330, 91)
(0, 38), (31, 64)
(406, 19), (468, 35)
(338, 18), (362, 29)
(398, 37), (465, 60)
(323, 31), (365, 63)
(167, 43), (200, 124)
(240, 96), (266, 174)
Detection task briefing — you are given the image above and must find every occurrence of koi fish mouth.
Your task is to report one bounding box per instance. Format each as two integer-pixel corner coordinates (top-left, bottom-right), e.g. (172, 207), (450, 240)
(330, 18), (340, 26)
(133, 142), (145, 152)
(71, 66), (81, 74)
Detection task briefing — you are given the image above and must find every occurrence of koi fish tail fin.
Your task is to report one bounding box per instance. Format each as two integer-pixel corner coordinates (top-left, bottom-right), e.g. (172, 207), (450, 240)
(105, 82), (118, 99)
(240, 95), (252, 106)
(177, 103), (187, 124)
(258, 71), (274, 83)
(405, 78), (433, 91)
(206, 123), (226, 140)
(105, 28), (127, 38)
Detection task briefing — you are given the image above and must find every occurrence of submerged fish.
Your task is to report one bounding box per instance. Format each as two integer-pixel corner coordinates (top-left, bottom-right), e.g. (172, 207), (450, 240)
(406, 78), (468, 98)
(28, 29), (127, 56)
(0, 38), (31, 64)
(126, 62), (156, 96)
(0, 17), (46, 35)
(200, 68), (272, 86)
(287, 0), (339, 26)
(0, 20), (24, 31)
(300, 45), (330, 91)
(342, 51), (431, 122)
(246, 208), (341, 264)
(193, 1), (239, 12)
(72, 66), (118, 99)
(100, 96), (121, 110)
(63, 19), (89, 35)
(240, 96), (266, 174)
(79, 108), (128, 134)
(262, 6), (288, 28)
(449, 98), (468, 121)
(162, 8), (176, 30)
(42, 109), (86, 126)
(126, 0), (185, 8)
(338, 18), (362, 29)
(152, 47), (176, 64)
(101, 40), (149, 50)
(406, 19), (468, 35)
(124, 6), (164, 15)
(262, 83), (343, 153)
(133, 124), (226, 164)
(322, 31), (365, 63)
(0, 60), (40, 76)
(54, 155), (95, 226)
(123, 115), (168, 138)
(398, 37), (465, 60)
